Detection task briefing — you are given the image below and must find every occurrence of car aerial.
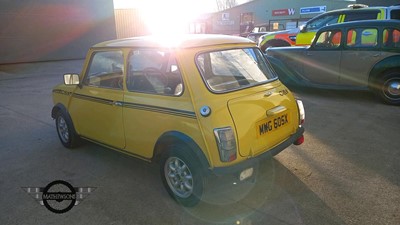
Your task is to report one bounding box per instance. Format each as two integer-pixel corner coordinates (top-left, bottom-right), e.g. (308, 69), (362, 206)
(51, 34), (305, 206)
(259, 4), (400, 51)
(266, 20), (400, 105)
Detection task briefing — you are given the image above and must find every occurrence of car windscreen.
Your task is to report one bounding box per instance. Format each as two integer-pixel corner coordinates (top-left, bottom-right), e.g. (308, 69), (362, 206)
(196, 47), (276, 93)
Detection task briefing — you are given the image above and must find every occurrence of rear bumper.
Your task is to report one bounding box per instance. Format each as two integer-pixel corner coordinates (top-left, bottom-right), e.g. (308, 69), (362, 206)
(210, 126), (304, 176)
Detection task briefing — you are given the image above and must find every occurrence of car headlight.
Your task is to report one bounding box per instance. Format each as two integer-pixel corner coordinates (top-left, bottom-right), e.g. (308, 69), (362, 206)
(214, 127), (237, 162)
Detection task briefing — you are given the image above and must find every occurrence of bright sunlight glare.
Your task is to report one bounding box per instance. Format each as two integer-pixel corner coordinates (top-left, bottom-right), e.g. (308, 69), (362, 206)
(114, 0), (214, 35)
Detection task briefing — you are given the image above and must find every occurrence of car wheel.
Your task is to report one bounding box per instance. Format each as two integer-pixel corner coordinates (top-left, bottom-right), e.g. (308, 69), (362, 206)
(55, 111), (80, 148)
(377, 70), (400, 105)
(160, 145), (204, 207)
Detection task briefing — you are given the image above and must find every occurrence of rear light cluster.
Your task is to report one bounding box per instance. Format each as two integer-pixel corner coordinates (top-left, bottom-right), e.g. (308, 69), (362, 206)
(214, 127), (237, 162)
(294, 99), (305, 145)
(296, 99), (305, 125)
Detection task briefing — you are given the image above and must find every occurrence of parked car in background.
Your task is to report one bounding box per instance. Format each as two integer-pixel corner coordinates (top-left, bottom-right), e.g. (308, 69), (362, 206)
(259, 4), (400, 51)
(266, 20), (400, 105)
(246, 32), (269, 43)
(51, 34), (305, 207)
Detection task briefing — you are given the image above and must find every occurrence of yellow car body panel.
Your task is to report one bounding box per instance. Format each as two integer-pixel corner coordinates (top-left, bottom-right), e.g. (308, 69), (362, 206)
(295, 31), (317, 46)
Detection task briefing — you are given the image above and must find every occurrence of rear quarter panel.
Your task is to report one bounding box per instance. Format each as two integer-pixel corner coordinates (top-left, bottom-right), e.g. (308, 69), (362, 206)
(177, 45), (300, 168)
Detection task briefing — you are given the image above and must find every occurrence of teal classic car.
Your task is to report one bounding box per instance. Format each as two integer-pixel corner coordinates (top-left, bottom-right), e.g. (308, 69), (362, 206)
(266, 20), (400, 105)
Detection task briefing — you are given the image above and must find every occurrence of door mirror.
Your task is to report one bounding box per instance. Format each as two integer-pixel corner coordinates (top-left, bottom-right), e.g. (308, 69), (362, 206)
(300, 25), (307, 33)
(63, 74), (80, 85)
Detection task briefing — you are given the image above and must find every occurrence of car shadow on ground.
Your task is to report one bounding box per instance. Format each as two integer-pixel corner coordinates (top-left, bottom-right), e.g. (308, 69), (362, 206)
(287, 85), (380, 105)
(75, 141), (344, 225)
(180, 157), (344, 225)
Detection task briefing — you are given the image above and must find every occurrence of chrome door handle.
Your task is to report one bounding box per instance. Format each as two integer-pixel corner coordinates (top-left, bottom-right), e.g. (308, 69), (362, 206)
(114, 101), (123, 106)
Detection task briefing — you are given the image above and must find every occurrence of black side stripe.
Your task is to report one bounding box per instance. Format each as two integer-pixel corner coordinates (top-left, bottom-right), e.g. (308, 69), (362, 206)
(53, 89), (73, 96)
(71, 93), (196, 119)
(73, 93), (114, 105)
(123, 102), (196, 119)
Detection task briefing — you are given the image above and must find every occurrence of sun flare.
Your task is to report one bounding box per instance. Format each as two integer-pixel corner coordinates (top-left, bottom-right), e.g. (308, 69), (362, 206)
(114, 0), (211, 35)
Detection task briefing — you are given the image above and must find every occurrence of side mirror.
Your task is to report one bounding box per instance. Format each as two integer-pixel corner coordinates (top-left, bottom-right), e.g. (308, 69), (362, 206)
(300, 25), (307, 33)
(63, 74), (80, 85)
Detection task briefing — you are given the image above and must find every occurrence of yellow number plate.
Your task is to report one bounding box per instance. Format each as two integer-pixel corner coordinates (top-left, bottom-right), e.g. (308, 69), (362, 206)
(256, 113), (289, 138)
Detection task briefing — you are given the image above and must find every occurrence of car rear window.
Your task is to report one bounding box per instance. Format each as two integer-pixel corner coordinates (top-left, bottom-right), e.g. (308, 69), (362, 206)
(196, 48), (276, 93)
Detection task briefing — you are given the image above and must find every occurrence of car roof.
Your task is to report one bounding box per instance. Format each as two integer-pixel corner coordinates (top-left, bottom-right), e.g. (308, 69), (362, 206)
(93, 34), (254, 49)
(308, 5), (397, 23)
(322, 5), (398, 14)
(318, 20), (400, 31)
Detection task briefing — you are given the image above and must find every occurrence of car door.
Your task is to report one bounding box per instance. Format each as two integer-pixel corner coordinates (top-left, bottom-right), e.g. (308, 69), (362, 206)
(122, 49), (188, 158)
(69, 50), (125, 149)
(301, 30), (343, 85)
(340, 27), (385, 87)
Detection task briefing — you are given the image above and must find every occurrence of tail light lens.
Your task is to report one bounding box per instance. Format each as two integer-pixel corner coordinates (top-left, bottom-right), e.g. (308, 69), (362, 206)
(214, 127), (237, 162)
(296, 99), (305, 125)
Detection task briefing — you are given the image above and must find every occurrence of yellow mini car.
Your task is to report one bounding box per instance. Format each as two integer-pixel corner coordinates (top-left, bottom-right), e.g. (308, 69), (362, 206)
(51, 34), (305, 206)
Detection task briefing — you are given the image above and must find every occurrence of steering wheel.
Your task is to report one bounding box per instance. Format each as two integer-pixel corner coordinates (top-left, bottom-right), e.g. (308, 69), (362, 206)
(111, 76), (124, 89)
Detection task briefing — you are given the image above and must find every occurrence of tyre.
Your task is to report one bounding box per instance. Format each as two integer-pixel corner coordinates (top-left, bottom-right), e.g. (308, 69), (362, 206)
(55, 111), (81, 148)
(160, 145), (204, 207)
(376, 70), (400, 105)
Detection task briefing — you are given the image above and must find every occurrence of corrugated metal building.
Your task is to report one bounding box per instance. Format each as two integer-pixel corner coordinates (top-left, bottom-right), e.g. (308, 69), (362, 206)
(0, 0), (116, 64)
(114, 9), (149, 38)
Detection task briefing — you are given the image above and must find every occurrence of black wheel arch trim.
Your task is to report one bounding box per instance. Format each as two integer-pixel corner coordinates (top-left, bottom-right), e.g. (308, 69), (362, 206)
(51, 103), (68, 119)
(51, 103), (79, 136)
(369, 55), (400, 88)
(153, 131), (210, 173)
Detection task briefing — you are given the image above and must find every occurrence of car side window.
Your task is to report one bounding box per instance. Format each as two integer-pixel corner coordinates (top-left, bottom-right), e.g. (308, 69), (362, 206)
(346, 28), (378, 48)
(306, 14), (340, 31)
(383, 28), (400, 48)
(314, 30), (342, 49)
(83, 51), (124, 89)
(390, 9), (400, 19)
(127, 49), (183, 96)
(343, 10), (379, 22)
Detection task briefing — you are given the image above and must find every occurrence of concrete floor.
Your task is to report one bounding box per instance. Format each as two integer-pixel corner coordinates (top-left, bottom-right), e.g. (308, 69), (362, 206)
(0, 60), (399, 225)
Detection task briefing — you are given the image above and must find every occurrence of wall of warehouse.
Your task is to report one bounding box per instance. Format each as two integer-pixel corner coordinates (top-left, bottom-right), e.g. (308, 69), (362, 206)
(209, 0), (355, 35)
(0, 0), (116, 64)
